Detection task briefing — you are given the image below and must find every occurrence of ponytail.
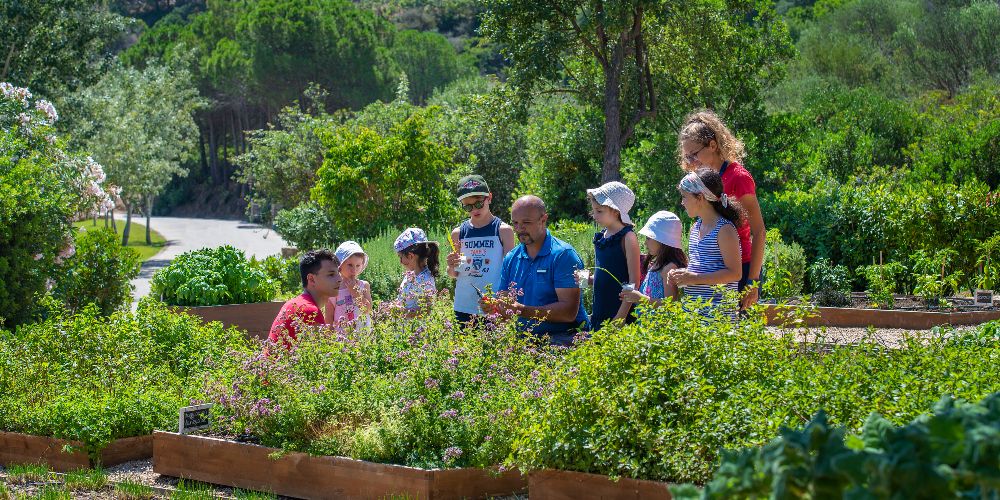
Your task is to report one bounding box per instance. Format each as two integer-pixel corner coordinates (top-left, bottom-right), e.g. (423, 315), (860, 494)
(404, 241), (441, 277)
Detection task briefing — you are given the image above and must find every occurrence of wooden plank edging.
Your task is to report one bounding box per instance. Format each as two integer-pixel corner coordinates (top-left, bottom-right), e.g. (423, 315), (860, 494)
(764, 305), (1000, 330)
(153, 431), (525, 500)
(173, 302), (284, 341)
(0, 432), (152, 472)
(528, 469), (672, 500)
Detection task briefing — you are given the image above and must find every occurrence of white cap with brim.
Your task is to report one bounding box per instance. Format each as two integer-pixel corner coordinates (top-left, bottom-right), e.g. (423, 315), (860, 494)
(334, 240), (368, 274)
(586, 181), (636, 225)
(639, 211), (684, 249)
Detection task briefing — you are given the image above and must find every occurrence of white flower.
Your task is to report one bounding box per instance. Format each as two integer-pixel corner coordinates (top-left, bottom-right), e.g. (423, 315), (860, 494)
(34, 253), (43, 261)
(86, 180), (103, 197)
(18, 113), (30, 125)
(0, 82), (14, 99)
(45, 134), (56, 144)
(35, 99), (58, 122)
(45, 279), (55, 291)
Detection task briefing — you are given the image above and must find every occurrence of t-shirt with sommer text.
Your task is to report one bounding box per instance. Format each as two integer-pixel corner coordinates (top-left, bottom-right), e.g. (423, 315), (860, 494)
(719, 160), (756, 263)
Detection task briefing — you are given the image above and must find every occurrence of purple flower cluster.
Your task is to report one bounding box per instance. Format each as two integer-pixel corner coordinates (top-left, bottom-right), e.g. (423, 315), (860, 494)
(439, 409), (459, 419)
(449, 390), (465, 400)
(424, 378), (439, 389)
(443, 446), (463, 462)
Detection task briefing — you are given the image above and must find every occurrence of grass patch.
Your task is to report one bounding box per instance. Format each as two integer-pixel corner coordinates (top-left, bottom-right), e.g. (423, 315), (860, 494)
(6, 463), (51, 484)
(0, 482), (9, 500)
(171, 479), (216, 499)
(114, 479), (157, 500)
(74, 219), (166, 262)
(63, 468), (108, 491)
(35, 485), (71, 500)
(234, 489), (276, 500)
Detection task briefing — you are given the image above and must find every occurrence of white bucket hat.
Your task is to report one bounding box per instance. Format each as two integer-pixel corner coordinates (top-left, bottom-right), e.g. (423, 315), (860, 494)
(334, 240), (368, 274)
(639, 211), (684, 249)
(586, 181), (636, 225)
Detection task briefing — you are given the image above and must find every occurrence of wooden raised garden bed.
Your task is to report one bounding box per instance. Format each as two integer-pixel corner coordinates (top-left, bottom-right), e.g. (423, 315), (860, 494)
(528, 469), (672, 500)
(174, 302), (283, 341)
(153, 431), (526, 500)
(0, 432), (152, 472)
(764, 305), (1000, 330)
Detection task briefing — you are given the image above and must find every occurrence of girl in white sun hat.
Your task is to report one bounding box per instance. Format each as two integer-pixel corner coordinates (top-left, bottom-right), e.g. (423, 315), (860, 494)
(580, 181), (642, 330)
(620, 211), (687, 307)
(328, 240), (373, 329)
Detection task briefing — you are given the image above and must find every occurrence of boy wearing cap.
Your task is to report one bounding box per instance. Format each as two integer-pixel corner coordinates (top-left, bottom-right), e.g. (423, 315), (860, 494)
(581, 181), (641, 330)
(446, 175), (516, 323)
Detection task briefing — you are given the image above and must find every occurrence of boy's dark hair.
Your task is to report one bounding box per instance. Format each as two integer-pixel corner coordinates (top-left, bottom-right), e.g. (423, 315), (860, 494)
(401, 241), (441, 277)
(299, 249), (339, 289)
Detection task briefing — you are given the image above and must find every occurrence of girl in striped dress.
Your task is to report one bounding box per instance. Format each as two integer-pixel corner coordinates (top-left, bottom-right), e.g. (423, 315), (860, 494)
(668, 168), (745, 319)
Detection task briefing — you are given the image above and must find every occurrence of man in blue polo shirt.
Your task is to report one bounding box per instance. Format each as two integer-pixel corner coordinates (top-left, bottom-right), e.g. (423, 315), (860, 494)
(483, 195), (590, 345)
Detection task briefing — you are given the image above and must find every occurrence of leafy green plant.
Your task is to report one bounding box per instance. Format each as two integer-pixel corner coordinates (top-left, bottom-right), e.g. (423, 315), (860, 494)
(252, 255), (301, 296)
(700, 392), (1000, 498)
(234, 489), (277, 500)
(151, 246), (279, 306)
(51, 227), (140, 315)
(910, 249), (964, 307)
(859, 261), (906, 309)
(808, 258), (851, 307)
(171, 479), (216, 499)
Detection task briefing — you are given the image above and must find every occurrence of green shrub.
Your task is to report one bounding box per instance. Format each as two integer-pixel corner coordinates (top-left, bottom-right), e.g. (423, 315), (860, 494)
(51, 227), (140, 315)
(0, 300), (251, 455)
(761, 229), (807, 300)
(253, 255), (301, 296)
(151, 246), (278, 306)
(701, 392), (1000, 498)
(311, 110), (461, 240)
(976, 235), (1000, 291)
(808, 258), (851, 307)
(510, 300), (1000, 483)
(272, 202), (338, 251)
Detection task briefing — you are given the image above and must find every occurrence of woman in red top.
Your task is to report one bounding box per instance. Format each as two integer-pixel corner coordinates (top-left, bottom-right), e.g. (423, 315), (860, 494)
(677, 110), (766, 309)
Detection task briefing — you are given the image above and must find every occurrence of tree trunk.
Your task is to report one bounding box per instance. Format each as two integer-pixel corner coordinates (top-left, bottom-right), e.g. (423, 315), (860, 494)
(121, 204), (132, 246)
(601, 43), (627, 183)
(145, 195), (153, 245)
(111, 207), (117, 233)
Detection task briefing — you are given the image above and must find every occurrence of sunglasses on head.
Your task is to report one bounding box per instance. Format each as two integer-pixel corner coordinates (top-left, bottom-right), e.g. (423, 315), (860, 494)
(461, 199), (486, 212)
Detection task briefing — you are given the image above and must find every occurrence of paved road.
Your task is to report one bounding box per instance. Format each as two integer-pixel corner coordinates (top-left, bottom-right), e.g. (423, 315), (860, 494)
(131, 217), (290, 299)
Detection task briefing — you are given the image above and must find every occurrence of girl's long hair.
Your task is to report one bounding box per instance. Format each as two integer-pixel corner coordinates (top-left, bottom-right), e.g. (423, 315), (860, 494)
(403, 241), (440, 277)
(694, 167), (747, 226)
(648, 244), (687, 273)
(678, 109), (746, 171)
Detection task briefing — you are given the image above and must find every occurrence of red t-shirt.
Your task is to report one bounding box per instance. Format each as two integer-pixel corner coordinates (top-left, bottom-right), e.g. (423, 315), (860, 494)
(268, 292), (324, 344)
(720, 161), (756, 263)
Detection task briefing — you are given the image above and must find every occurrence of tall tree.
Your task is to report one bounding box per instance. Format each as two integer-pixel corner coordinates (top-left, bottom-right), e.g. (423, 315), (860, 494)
(74, 59), (202, 244)
(1, 0), (129, 99)
(482, 0), (793, 182)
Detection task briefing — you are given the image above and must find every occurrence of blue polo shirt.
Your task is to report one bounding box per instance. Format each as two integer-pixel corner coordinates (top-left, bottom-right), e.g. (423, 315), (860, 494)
(499, 230), (590, 334)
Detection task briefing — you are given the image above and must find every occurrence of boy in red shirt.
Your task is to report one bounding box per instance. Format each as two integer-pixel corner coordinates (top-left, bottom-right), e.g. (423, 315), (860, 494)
(268, 249), (342, 345)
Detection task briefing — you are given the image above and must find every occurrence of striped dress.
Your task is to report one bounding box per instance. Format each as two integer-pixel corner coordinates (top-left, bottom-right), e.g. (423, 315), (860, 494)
(684, 218), (740, 319)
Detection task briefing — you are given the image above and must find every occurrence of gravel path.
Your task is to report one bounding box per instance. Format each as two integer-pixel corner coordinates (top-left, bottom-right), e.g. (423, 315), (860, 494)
(766, 325), (981, 348)
(129, 217), (290, 300)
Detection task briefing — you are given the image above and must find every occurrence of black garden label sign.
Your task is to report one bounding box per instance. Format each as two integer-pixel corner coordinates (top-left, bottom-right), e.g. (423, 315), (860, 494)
(178, 404), (213, 434)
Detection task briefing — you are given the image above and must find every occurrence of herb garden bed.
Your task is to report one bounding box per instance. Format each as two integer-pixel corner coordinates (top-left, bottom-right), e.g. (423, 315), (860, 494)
(763, 304), (1000, 329)
(0, 432), (151, 472)
(528, 469), (672, 500)
(175, 302), (283, 341)
(152, 432), (525, 500)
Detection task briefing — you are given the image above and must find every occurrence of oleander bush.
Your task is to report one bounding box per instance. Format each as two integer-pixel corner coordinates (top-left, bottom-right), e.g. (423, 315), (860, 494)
(51, 227), (141, 315)
(151, 246), (279, 306)
(509, 301), (1000, 483)
(0, 299), (251, 456)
